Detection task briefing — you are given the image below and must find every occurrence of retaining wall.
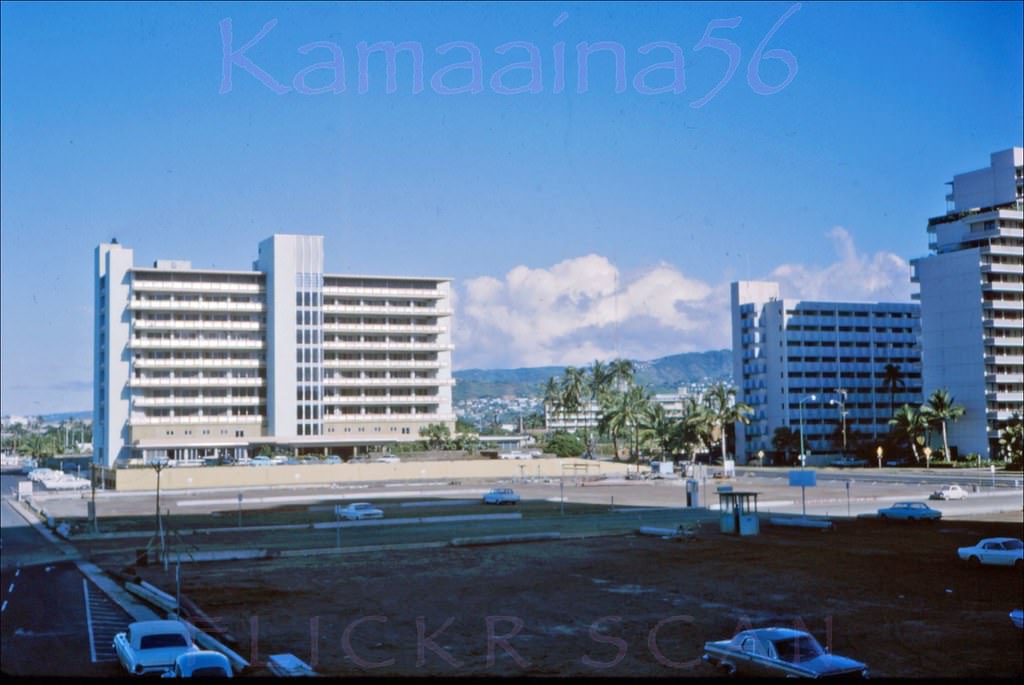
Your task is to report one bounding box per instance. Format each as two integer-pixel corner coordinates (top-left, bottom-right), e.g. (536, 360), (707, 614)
(111, 458), (628, 491)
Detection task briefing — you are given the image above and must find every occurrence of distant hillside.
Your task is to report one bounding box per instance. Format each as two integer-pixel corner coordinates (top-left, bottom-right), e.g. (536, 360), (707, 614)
(453, 350), (732, 400)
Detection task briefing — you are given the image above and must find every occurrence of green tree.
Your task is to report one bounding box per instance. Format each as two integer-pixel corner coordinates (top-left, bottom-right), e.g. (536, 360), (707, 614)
(542, 376), (562, 426)
(881, 364), (906, 420)
(678, 397), (712, 462)
(889, 404), (927, 464)
(640, 403), (680, 459)
(545, 431), (585, 458)
(998, 414), (1023, 465)
(608, 358), (635, 392)
(921, 389), (966, 462)
(419, 423), (452, 450)
(771, 426), (802, 465)
(702, 382), (753, 463)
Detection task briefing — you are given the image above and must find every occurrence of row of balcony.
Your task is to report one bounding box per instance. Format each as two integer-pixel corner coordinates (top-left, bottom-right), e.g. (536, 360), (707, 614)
(322, 359), (442, 369)
(131, 414), (264, 425)
(323, 304), (452, 316)
(130, 376), (265, 387)
(129, 412), (456, 426)
(784, 332), (918, 343)
(132, 279), (264, 294)
(134, 396), (262, 407)
(322, 341), (453, 352)
(980, 261), (1024, 274)
(322, 377), (453, 387)
(133, 319), (263, 331)
(132, 338), (265, 349)
(130, 299), (265, 312)
(322, 285), (444, 299)
(323, 323), (447, 334)
(133, 358), (264, 368)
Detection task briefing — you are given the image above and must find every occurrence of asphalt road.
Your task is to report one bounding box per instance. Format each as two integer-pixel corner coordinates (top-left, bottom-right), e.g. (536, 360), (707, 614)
(1, 477), (133, 677)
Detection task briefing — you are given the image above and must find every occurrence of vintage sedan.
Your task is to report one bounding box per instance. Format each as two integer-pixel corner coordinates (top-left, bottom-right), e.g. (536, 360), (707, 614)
(162, 650), (233, 678)
(114, 620), (198, 675)
(483, 488), (521, 505)
(1011, 609), (1023, 630)
(929, 484), (968, 500)
(877, 501), (942, 521)
(335, 502), (384, 520)
(702, 627), (869, 678)
(957, 537), (1023, 567)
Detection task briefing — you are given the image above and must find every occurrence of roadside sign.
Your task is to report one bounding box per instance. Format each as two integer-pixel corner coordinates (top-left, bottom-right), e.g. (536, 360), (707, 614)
(789, 470), (816, 487)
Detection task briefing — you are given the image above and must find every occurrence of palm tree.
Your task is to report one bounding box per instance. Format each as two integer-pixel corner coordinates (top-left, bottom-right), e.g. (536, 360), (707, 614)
(608, 358), (635, 393)
(560, 366), (587, 437)
(601, 385), (650, 461)
(678, 397), (712, 462)
(641, 403), (680, 459)
(997, 413), (1023, 463)
(921, 389), (965, 461)
(881, 364), (906, 420)
(419, 423), (452, 450)
(889, 404), (927, 464)
(771, 426), (802, 466)
(586, 360), (613, 453)
(542, 377), (562, 428)
(702, 382), (753, 464)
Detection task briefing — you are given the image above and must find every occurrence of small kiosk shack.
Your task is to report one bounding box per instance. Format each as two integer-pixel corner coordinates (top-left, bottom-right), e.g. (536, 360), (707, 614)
(717, 491), (760, 536)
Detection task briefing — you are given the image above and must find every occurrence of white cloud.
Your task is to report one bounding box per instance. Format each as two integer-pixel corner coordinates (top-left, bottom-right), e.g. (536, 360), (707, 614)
(454, 227), (915, 369)
(769, 227), (914, 302)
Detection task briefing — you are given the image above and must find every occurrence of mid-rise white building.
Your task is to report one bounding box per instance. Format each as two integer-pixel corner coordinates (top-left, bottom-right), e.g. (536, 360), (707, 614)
(94, 234), (455, 467)
(731, 281), (922, 463)
(911, 148), (1024, 459)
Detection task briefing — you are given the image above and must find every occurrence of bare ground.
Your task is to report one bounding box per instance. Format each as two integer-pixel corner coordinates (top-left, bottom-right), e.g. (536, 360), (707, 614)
(124, 516), (1024, 679)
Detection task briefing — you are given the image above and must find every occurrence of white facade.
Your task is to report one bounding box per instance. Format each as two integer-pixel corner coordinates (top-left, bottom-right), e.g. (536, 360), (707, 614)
(93, 234), (455, 467)
(731, 281), (922, 463)
(544, 387), (697, 432)
(911, 148), (1024, 459)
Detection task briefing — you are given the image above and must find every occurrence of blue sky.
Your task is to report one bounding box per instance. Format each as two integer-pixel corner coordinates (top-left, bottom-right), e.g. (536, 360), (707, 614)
(1, 1), (1022, 414)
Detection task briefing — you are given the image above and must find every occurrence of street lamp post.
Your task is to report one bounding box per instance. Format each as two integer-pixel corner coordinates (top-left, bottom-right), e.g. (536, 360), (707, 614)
(829, 389), (848, 456)
(799, 394), (817, 469)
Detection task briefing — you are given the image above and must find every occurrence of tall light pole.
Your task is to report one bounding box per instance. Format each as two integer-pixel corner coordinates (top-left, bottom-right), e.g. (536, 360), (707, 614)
(829, 389), (848, 456)
(799, 394), (817, 468)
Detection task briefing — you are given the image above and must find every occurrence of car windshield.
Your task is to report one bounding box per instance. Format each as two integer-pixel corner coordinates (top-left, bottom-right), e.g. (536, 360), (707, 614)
(772, 636), (824, 663)
(140, 633), (188, 649)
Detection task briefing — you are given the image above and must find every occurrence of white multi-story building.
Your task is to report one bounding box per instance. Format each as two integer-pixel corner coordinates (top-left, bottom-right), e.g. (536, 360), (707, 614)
(731, 281), (922, 463)
(93, 234), (455, 467)
(911, 148), (1024, 460)
(544, 387), (699, 432)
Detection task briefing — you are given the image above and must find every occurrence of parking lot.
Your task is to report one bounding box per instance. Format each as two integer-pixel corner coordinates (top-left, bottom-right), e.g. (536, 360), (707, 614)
(6, 468), (1023, 678)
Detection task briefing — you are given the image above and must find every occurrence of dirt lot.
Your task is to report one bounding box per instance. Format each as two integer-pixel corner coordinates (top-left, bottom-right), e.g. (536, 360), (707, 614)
(124, 516), (1024, 678)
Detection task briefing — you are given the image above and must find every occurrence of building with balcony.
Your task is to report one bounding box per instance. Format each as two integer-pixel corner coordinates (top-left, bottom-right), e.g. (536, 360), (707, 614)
(910, 147), (1024, 459)
(93, 234), (454, 467)
(731, 281), (922, 463)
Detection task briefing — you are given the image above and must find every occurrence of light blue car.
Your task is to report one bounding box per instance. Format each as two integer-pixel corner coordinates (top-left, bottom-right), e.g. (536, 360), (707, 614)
(877, 501), (942, 521)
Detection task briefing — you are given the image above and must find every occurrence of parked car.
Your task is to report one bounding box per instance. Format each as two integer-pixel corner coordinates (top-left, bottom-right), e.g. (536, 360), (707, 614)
(702, 627), (868, 678)
(373, 455), (400, 463)
(249, 456), (274, 467)
(336, 502), (384, 520)
(162, 650), (233, 678)
(483, 488), (521, 505)
(831, 457), (868, 468)
(957, 538), (1023, 567)
(877, 501), (942, 521)
(324, 456), (341, 464)
(1011, 609), (1023, 630)
(114, 620), (198, 675)
(930, 484), (968, 500)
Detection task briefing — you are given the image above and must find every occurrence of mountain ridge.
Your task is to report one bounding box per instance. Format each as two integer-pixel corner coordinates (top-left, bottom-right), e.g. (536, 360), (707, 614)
(453, 349), (733, 400)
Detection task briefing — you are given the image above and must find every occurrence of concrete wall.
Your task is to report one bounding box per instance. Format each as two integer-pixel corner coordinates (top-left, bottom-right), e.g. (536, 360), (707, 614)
(111, 458), (630, 491)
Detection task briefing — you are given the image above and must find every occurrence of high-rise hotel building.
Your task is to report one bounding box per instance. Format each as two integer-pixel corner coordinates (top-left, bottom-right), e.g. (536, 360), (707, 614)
(911, 148), (1024, 459)
(731, 281), (923, 463)
(93, 234), (455, 467)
